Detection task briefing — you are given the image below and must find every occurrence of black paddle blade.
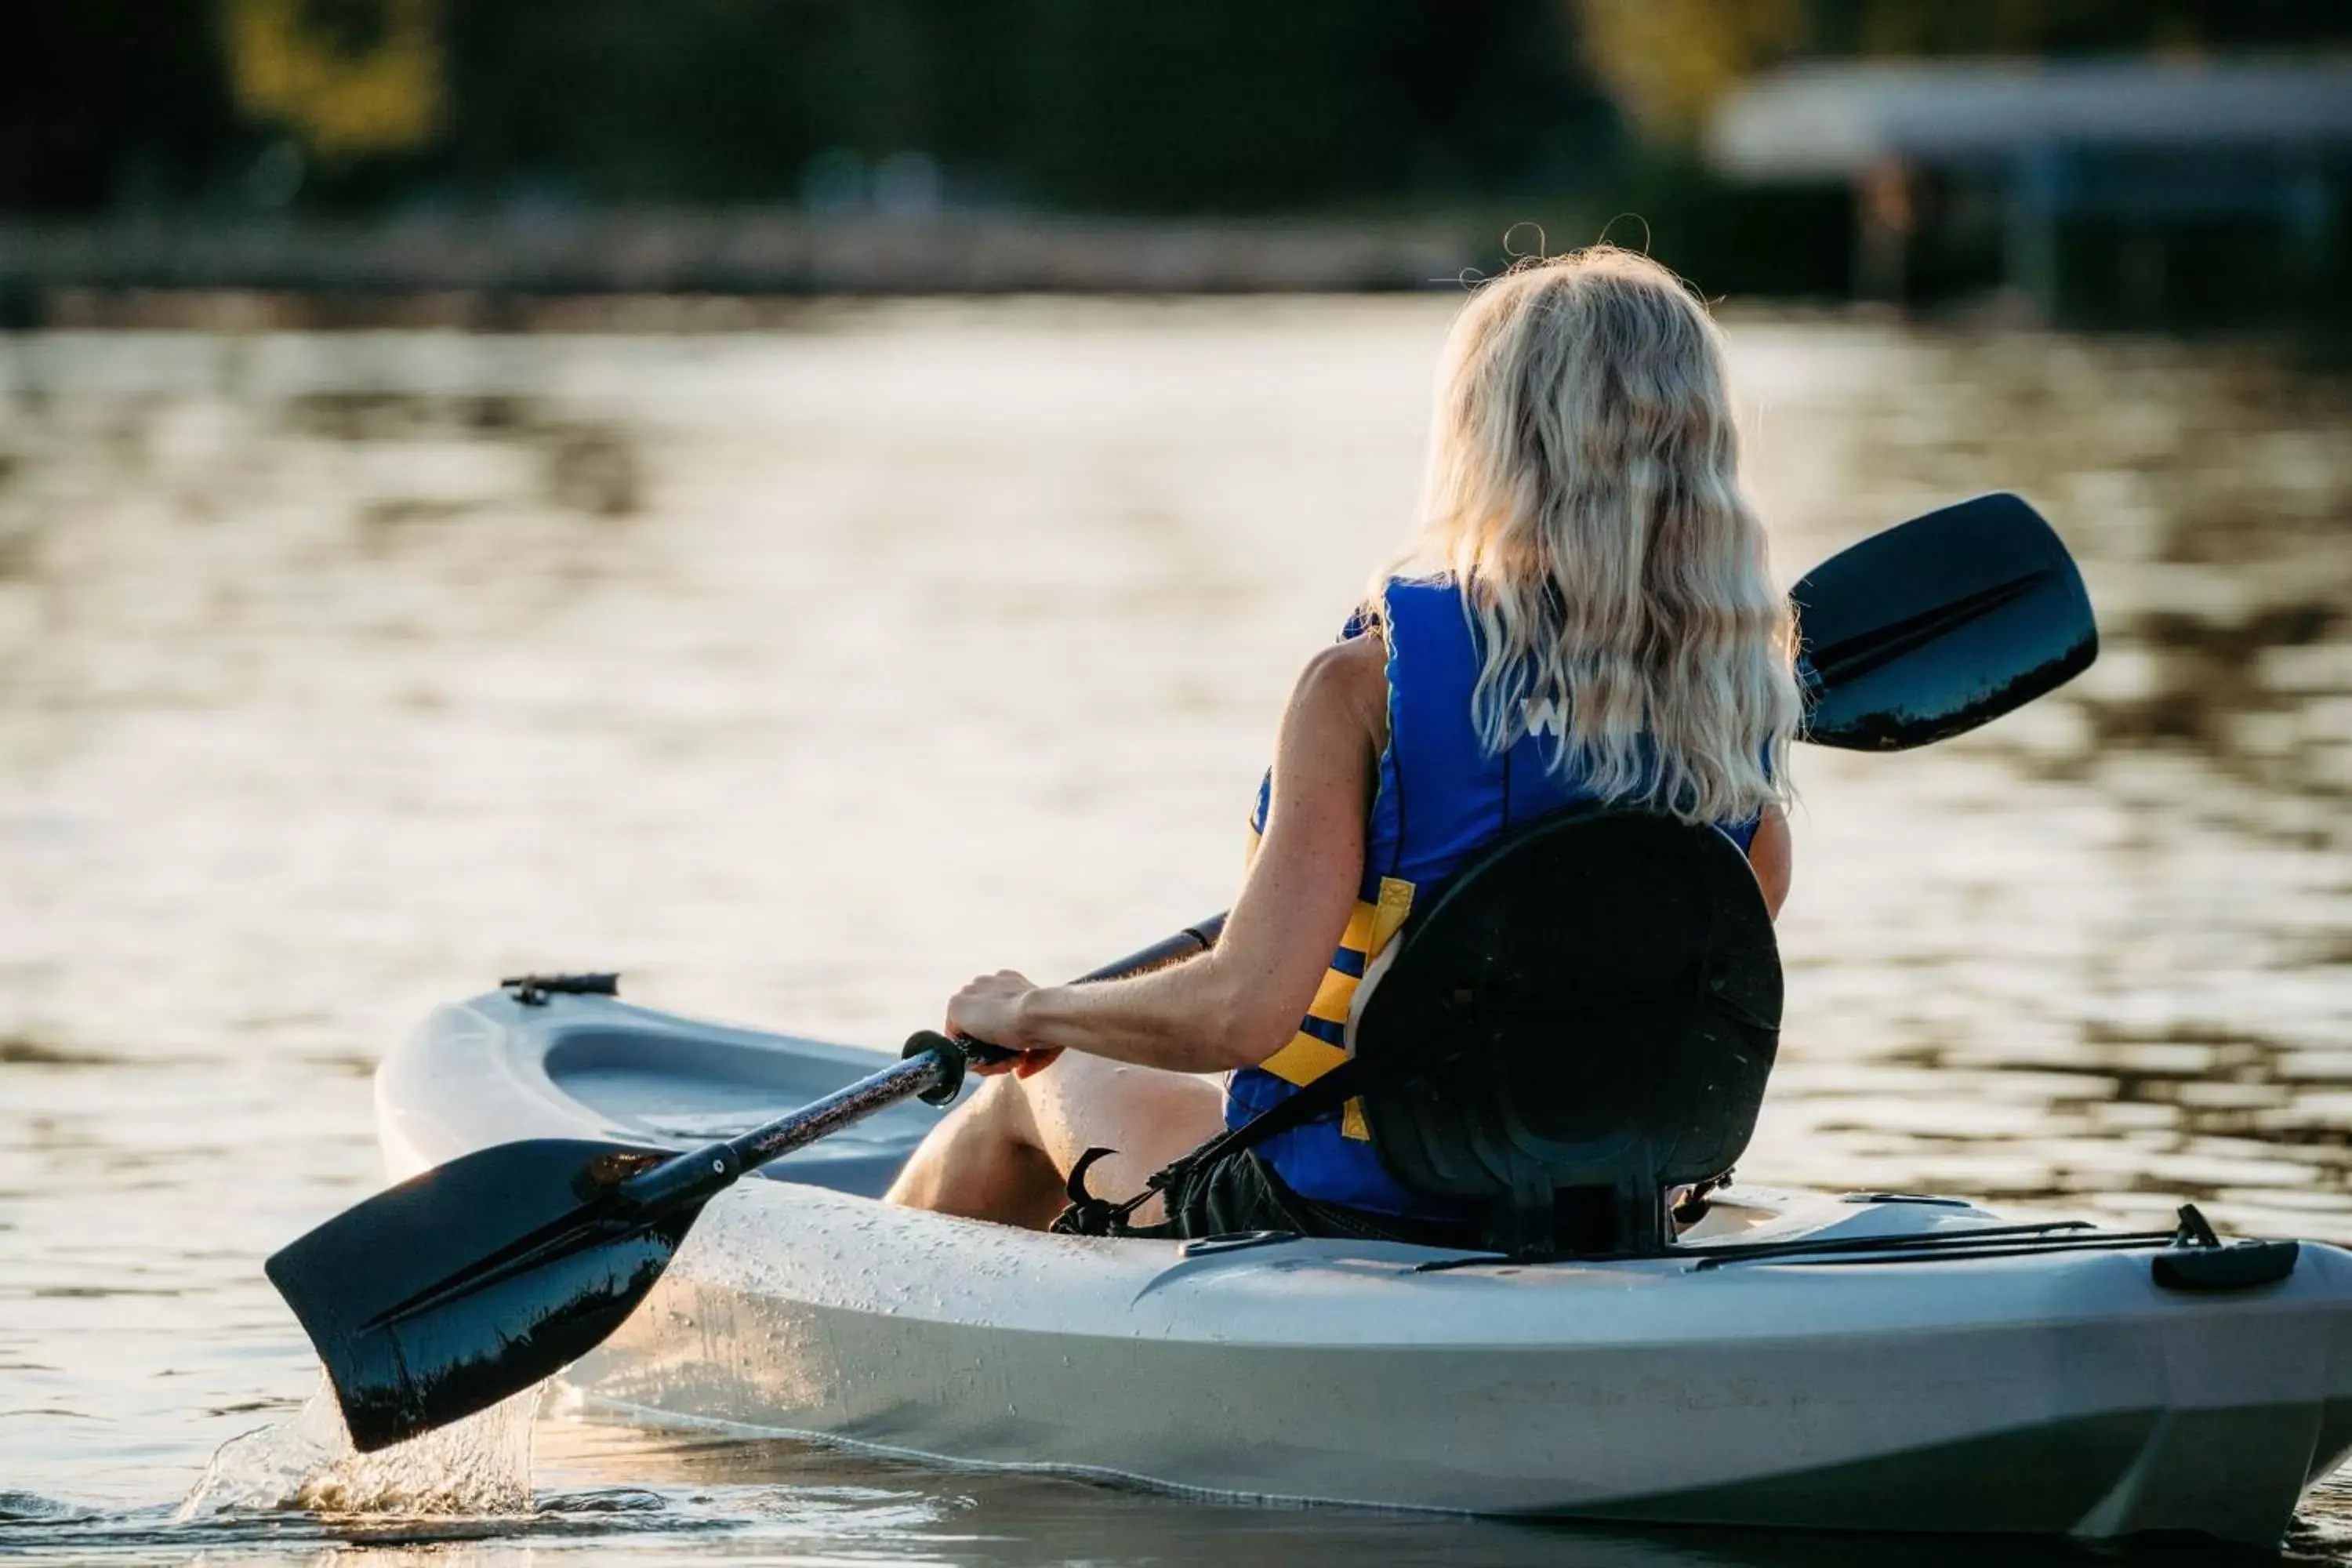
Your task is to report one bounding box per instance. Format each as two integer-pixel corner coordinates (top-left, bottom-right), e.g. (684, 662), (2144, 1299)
(1795, 492), (2096, 751)
(265, 1138), (696, 1452)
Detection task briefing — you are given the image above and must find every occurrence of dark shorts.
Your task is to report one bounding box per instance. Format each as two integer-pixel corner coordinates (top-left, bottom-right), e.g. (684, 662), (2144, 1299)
(1054, 1149), (1482, 1249)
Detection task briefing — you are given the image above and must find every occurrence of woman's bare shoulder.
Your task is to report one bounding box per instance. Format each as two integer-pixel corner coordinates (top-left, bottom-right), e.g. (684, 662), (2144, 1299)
(1292, 630), (1388, 743)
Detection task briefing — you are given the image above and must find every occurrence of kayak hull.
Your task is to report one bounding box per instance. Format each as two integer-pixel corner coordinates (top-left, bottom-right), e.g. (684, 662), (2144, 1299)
(379, 990), (2352, 1547)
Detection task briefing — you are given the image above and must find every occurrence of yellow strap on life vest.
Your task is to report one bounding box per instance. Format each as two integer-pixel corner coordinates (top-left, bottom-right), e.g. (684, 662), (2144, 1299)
(1305, 966), (1356, 1025)
(1330, 877), (1414, 979)
(1254, 1033), (1373, 1140)
(1367, 876), (1414, 956)
(1258, 1029), (1345, 1086)
(1253, 877), (1415, 1141)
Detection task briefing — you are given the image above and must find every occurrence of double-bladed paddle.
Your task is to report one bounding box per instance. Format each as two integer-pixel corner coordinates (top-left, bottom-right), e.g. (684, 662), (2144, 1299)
(1791, 490), (2095, 750)
(267, 489), (2096, 1451)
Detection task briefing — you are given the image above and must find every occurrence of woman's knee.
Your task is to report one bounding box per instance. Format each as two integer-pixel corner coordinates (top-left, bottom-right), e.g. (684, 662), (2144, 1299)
(960, 1069), (1046, 1151)
(1023, 1058), (1221, 1172)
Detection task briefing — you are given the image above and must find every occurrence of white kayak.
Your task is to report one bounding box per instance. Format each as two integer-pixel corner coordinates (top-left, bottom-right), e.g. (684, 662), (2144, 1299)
(379, 986), (2352, 1549)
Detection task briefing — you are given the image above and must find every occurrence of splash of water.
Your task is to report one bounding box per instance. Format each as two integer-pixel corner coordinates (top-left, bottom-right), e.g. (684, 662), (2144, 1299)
(174, 1376), (541, 1520)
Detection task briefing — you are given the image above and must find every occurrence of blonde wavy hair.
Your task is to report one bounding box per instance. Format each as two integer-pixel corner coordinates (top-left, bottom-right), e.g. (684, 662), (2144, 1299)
(1392, 245), (1799, 823)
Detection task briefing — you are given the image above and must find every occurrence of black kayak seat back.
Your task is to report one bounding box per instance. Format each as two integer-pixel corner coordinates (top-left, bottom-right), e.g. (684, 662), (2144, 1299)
(1352, 804), (1782, 1259)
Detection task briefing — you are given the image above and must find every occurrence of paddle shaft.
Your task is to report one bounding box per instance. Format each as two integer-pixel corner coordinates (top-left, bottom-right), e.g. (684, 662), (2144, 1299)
(615, 914), (1228, 1212)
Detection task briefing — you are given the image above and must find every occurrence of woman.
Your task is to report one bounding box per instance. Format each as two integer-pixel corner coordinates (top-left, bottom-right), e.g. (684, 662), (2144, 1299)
(887, 246), (1801, 1241)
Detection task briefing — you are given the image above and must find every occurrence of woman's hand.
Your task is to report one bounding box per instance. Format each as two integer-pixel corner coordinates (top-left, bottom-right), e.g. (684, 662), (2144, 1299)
(946, 970), (1063, 1078)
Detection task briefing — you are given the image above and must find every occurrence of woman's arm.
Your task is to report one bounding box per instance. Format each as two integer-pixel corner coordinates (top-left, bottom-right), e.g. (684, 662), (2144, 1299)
(946, 633), (1387, 1076)
(1749, 805), (1791, 920)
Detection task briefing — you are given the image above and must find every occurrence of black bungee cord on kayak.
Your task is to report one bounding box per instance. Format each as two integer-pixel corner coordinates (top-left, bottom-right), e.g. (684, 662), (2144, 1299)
(1409, 1203), (2300, 1290)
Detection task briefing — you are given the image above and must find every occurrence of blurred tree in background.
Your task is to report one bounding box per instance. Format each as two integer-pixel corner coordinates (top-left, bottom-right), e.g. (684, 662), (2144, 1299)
(1577, 0), (1805, 142)
(225, 0), (443, 159)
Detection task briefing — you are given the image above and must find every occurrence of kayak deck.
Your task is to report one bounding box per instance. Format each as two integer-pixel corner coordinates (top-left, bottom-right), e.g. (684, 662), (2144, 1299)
(376, 988), (2352, 1549)
(383, 992), (939, 1198)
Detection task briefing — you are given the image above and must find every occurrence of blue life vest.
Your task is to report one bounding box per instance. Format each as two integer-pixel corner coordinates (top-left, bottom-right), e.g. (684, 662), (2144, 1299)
(1226, 575), (1764, 1218)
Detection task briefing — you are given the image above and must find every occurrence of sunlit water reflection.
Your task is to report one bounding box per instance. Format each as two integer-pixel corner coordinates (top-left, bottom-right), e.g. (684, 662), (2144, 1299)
(1, 300), (2347, 1561)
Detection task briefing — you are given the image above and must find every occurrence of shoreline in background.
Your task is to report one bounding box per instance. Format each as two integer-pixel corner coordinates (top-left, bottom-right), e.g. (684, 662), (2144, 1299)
(7, 212), (2344, 358)
(14, 207), (2341, 345)
(0, 212), (1478, 325)
(16, 288), (2329, 356)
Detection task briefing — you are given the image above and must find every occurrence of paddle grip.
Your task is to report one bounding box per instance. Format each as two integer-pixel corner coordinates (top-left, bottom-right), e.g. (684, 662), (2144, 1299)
(910, 914), (1228, 1105)
(903, 1029), (1011, 1106)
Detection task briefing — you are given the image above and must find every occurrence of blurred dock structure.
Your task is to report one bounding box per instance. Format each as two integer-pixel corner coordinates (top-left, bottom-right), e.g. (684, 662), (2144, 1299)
(0, 212), (1476, 325)
(1708, 60), (2352, 325)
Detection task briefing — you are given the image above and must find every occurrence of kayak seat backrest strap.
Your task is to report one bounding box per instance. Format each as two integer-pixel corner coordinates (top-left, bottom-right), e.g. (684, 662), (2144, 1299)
(1352, 805), (1782, 1259)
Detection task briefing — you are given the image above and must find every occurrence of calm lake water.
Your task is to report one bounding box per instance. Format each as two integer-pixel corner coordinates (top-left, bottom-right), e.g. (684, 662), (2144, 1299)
(2, 299), (2348, 1563)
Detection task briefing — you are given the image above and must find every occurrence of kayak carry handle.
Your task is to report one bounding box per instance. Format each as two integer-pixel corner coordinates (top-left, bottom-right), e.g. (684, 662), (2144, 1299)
(501, 971), (620, 1007)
